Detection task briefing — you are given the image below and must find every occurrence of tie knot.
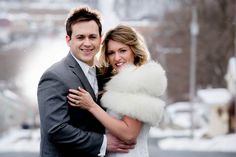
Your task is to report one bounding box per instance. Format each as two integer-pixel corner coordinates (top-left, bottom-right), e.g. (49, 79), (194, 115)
(88, 67), (96, 76)
(89, 67), (95, 73)
(88, 67), (98, 97)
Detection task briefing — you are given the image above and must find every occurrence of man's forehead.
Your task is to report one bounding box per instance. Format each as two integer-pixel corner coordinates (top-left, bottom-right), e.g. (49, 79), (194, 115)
(71, 21), (100, 35)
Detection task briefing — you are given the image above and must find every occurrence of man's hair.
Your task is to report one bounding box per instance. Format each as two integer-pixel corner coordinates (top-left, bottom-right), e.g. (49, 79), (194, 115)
(65, 6), (102, 38)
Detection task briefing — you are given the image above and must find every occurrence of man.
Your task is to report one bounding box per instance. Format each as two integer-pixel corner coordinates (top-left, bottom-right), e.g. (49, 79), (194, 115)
(37, 6), (133, 157)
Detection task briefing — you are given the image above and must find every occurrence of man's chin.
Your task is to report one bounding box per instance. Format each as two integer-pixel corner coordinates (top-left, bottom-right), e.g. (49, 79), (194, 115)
(82, 58), (95, 65)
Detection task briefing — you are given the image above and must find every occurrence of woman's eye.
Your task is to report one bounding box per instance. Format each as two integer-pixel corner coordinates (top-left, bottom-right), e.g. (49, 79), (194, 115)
(120, 49), (126, 53)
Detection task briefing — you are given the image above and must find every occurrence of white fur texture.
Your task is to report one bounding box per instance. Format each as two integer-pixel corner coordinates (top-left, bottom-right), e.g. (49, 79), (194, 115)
(101, 61), (167, 126)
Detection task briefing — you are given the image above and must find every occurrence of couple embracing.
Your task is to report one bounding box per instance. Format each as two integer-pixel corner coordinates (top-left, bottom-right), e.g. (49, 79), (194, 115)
(37, 6), (167, 157)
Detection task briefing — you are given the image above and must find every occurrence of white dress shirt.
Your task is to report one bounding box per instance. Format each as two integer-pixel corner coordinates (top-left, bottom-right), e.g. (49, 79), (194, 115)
(70, 52), (107, 156)
(71, 56), (98, 96)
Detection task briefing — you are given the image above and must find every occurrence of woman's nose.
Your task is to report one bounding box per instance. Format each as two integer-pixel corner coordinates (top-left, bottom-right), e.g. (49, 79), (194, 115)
(114, 53), (121, 61)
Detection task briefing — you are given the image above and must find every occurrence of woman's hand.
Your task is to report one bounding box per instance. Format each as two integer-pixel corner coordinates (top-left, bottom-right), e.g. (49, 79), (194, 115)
(67, 87), (96, 110)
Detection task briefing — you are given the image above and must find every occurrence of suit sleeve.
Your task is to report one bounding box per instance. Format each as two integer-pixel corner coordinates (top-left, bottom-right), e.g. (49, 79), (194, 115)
(37, 71), (103, 155)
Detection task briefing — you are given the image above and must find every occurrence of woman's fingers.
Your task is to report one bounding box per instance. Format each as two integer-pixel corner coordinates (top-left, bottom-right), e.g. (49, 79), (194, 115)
(67, 93), (83, 104)
(78, 87), (88, 93)
(67, 96), (78, 104)
(69, 89), (82, 95)
(67, 87), (92, 107)
(68, 93), (80, 101)
(69, 87), (87, 96)
(68, 101), (76, 107)
(68, 100), (80, 107)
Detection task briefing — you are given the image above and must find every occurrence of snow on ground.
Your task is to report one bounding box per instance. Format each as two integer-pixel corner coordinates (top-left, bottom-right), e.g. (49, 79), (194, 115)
(150, 127), (236, 152)
(0, 128), (40, 152)
(197, 88), (232, 106)
(0, 88), (235, 153)
(157, 133), (236, 152)
(0, 126), (235, 153)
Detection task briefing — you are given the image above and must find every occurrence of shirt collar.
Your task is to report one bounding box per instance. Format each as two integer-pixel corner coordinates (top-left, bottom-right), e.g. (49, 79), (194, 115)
(70, 51), (95, 75)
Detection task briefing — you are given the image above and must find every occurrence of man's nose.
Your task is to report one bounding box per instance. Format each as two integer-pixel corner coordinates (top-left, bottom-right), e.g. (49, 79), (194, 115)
(84, 38), (92, 46)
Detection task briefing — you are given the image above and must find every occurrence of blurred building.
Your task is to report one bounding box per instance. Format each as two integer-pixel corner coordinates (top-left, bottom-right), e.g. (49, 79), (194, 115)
(0, 18), (11, 45)
(114, 0), (178, 21)
(225, 57), (236, 133)
(225, 57), (236, 96)
(198, 88), (232, 137)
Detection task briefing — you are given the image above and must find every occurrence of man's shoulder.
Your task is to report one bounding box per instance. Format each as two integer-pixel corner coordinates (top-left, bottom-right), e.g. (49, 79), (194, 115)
(41, 58), (68, 77)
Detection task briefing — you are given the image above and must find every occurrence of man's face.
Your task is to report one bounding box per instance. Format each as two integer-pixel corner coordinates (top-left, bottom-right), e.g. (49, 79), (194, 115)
(66, 20), (101, 66)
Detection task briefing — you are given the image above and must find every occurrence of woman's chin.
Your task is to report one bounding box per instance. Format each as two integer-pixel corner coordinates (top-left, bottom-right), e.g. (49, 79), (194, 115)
(115, 67), (123, 72)
(114, 64), (129, 73)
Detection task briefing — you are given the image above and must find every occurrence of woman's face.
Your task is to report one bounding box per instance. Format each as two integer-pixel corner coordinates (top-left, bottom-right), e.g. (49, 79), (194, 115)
(107, 40), (135, 72)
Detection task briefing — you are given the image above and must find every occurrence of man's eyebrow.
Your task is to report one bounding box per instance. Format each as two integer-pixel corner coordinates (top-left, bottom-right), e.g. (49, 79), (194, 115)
(75, 33), (98, 36)
(89, 34), (98, 36)
(75, 34), (84, 37)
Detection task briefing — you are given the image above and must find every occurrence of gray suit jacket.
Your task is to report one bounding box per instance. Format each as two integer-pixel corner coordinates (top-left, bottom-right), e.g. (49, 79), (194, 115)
(37, 53), (105, 157)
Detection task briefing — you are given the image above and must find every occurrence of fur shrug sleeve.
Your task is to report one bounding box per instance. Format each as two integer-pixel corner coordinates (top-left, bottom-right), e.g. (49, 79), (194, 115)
(101, 61), (167, 126)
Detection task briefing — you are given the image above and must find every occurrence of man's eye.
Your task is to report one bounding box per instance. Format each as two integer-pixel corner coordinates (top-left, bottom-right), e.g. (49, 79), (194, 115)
(77, 36), (84, 40)
(90, 36), (97, 39)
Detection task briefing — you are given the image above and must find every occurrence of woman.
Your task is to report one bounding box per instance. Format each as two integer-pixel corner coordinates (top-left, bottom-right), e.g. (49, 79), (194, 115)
(67, 25), (167, 157)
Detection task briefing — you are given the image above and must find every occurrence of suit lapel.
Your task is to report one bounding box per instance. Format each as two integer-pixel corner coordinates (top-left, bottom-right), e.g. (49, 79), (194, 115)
(65, 53), (96, 101)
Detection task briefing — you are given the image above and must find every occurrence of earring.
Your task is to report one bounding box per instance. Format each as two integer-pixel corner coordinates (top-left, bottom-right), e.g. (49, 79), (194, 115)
(111, 68), (117, 75)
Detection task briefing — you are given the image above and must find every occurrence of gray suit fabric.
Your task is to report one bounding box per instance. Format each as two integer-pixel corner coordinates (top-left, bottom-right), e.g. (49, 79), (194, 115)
(37, 53), (105, 157)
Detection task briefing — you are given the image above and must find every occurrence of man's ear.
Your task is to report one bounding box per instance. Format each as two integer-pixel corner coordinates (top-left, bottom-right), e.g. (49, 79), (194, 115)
(66, 35), (70, 46)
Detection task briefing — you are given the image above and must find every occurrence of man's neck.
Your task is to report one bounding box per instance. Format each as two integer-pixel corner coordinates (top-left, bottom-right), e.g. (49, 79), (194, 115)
(70, 51), (94, 67)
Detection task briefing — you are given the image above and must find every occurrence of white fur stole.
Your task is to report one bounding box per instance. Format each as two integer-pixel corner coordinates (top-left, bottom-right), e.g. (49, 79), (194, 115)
(101, 61), (167, 126)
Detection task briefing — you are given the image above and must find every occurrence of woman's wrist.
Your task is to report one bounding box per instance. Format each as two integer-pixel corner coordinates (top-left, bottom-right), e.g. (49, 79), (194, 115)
(88, 102), (99, 113)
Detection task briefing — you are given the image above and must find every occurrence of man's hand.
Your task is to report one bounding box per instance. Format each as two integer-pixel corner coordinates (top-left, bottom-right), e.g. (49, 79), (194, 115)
(106, 133), (136, 153)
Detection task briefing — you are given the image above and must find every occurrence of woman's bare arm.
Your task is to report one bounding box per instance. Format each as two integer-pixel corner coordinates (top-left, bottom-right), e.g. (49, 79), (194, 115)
(67, 87), (142, 144)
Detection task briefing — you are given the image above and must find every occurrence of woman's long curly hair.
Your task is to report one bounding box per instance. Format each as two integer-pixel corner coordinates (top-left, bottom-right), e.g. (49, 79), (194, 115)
(98, 25), (150, 75)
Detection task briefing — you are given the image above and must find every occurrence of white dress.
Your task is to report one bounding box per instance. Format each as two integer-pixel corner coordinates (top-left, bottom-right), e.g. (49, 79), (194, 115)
(106, 110), (150, 157)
